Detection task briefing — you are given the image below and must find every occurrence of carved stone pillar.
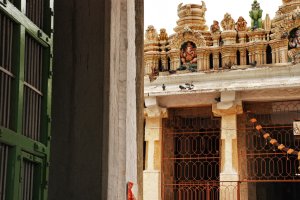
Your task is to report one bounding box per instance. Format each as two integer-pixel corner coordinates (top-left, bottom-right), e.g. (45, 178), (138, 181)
(169, 50), (180, 71)
(212, 33), (221, 46)
(279, 46), (288, 63)
(239, 49), (247, 65)
(197, 50), (205, 71)
(238, 32), (247, 44)
(212, 91), (243, 200)
(221, 30), (237, 45)
(143, 97), (168, 200)
(247, 30), (266, 42)
(221, 46), (237, 68)
(160, 52), (168, 71)
(276, 48), (280, 63)
(213, 51), (220, 70)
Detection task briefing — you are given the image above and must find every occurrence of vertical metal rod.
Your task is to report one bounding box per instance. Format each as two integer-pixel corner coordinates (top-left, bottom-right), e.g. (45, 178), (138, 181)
(7, 19), (13, 129)
(22, 161), (25, 200)
(35, 39), (38, 140)
(28, 37), (33, 139)
(0, 145), (5, 200)
(37, 47), (43, 141)
(0, 72), (3, 126)
(1, 16), (7, 127)
(2, 15), (6, 68)
(237, 181), (240, 200)
(31, 39), (36, 140)
(23, 37), (28, 137)
(41, 0), (44, 28)
(28, 163), (33, 200)
(0, 13), (2, 67)
(36, 0), (40, 27)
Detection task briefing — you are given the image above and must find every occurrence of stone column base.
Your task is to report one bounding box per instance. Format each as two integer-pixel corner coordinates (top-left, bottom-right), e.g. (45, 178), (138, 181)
(220, 173), (239, 200)
(143, 170), (161, 200)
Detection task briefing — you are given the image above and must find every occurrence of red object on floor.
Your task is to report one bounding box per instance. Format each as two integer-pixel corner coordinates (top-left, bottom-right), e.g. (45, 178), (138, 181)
(128, 181), (136, 200)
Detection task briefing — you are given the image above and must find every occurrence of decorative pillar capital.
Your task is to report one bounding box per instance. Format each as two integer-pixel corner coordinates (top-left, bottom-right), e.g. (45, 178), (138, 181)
(144, 97), (168, 118)
(212, 91), (243, 117)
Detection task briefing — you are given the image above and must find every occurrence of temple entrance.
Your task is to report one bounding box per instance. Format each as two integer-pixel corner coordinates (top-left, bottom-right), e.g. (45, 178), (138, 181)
(239, 101), (300, 200)
(162, 107), (221, 200)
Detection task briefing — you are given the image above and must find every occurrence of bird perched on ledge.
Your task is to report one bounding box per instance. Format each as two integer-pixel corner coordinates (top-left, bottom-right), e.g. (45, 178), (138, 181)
(249, 60), (257, 67)
(179, 85), (186, 90)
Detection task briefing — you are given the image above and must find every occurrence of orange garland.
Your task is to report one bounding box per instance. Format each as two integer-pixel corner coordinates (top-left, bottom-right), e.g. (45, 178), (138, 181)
(250, 117), (300, 160)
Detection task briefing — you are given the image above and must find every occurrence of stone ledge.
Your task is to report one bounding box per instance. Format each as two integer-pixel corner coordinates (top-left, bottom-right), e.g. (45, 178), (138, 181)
(145, 64), (300, 96)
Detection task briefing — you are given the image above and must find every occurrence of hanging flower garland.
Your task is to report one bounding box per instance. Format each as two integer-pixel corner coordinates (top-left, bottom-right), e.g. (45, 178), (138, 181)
(250, 118), (300, 171)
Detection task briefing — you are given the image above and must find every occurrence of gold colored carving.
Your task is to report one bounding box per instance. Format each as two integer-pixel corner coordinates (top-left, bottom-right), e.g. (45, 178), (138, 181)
(210, 20), (221, 33)
(159, 28), (168, 41)
(145, 25), (158, 41)
(221, 13), (235, 31)
(236, 16), (247, 32)
(169, 26), (206, 49)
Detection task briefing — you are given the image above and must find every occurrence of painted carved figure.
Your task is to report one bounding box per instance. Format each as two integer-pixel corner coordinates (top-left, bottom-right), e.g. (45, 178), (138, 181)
(221, 13), (235, 31)
(178, 41), (197, 71)
(249, 0), (263, 29)
(159, 28), (168, 41)
(288, 28), (300, 64)
(210, 20), (221, 33)
(236, 16), (247, 31)
(145, 25), (158, 41)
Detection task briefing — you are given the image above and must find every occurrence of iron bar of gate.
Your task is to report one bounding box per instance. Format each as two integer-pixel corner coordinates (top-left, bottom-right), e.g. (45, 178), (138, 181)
(0, 144), (8, 200)
(206, 183), (210, 200)
(163, 157), (219, 160)
(241, 180), (300, 182)
(243, 101), (300, 182)
(22, 160), (35, 200)
(0, 12), (14, 129)
(162, 108), (221, 200)
(165, 130), (220, 135)
(23, 35), (43, 141)
(163, 182), (240, 200)
(26, 0), (44, 29)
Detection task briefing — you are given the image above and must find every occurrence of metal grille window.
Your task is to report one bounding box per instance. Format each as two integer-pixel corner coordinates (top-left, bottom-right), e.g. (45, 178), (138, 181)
(244, 101), (300, 180)
(26, 0), (44, 29)
(238, 101), (300, 200)
(162, 107), (221, 200)
(21, 160), (35, 200)
(0, 0), (53, 199)
(0, 12), (14, 129)
(22, 34), (44, 141)
(0, 143), (9, 200)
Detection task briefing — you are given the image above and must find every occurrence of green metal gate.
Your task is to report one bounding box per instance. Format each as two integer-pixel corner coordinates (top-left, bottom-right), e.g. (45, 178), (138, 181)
(0, 0), (53, 199)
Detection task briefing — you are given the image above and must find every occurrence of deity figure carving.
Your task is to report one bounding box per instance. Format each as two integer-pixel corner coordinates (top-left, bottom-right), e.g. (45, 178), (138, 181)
(210, 20), (221, 33)
(288, 27), (300, 64)
(236, 16), (247, 31)
(249, 0), (263, 29)
(145, 25), (158, 41)
(159, 28), (168, 41)
(221, 13), (235, 31)
(185, 4), (192, 15)
(178, 41), (197, 71)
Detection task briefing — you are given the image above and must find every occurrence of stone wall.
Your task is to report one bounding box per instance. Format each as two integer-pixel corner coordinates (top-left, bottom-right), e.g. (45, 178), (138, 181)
(50, 0), (144, 199)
